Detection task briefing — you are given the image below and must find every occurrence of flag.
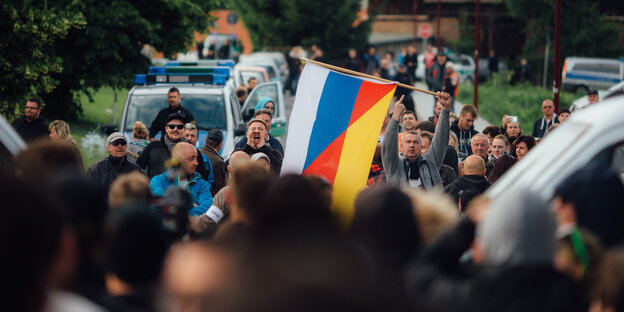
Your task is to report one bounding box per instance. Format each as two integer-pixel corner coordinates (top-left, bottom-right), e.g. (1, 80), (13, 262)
(282, 60), (397, 227)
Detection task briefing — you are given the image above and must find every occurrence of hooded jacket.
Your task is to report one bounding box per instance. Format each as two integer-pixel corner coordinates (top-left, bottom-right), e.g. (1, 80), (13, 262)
(444, 174), (491, 205)
(254, 96), (274, 112)
(150, 171), (212, 216)
(382, 109), (449, 190)
(450, 119), (479, 158)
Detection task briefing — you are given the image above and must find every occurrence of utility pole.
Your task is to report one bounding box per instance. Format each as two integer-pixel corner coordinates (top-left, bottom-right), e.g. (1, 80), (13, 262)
(436, 0), (441, 50)
(553, 0), (561, 114)
(413, 0), (418, 46)
(474, 0), (480, 110)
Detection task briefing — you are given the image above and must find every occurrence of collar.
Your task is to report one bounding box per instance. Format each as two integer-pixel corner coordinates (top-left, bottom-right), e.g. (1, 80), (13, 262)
(108, 155), (126, 166)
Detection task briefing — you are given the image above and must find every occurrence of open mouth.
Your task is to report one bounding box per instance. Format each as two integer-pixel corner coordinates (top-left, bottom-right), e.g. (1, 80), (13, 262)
(254, 135), (260, 140)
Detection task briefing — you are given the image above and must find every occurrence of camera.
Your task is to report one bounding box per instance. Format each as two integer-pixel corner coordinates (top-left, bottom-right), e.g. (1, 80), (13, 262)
(507, 116), (519, 123)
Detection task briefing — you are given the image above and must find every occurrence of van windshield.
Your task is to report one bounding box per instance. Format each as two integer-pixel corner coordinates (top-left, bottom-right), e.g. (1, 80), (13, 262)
(124, 94), (226, 131)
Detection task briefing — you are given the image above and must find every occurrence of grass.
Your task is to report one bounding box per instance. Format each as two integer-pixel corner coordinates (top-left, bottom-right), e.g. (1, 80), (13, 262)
(72, 87), (128, 168)
(457, 73), (580, 134)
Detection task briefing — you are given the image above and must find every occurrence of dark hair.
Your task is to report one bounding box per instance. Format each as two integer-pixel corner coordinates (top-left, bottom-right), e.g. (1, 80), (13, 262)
(254, 108), (273, 118)
(482, 125), (501, 138)
(236, 88), (247, 98)
(168, 87), (180, 95)
(401, 110), (417, 121)
(230, 161), (274, 225)
(15, 139), (84, 181)
(416, 121), (436, 133)
(460, 104), (477, 118)
(560, 108), (571, 115)
(487, 154), (517, 183)
(247, 77), (258, 84)
(512, 135), (536, 153)
(27, 97), (43, 108)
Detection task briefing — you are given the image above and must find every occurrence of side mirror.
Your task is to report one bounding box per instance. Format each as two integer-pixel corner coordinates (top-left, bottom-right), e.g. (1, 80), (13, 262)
(242, 108), (254, 122)
(100, 124), (118, 136)
(234, 123), (247, 136)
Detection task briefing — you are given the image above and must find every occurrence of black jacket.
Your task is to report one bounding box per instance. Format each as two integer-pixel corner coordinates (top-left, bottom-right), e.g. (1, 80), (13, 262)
(199, 145), (226, 195)
(86, 155), (143, 195)
(11, 116), (49, 142)
(234, 133), (284, 156)
(241, 144), (283, 175)
(406, 218), (588, 312)
(450, 120), (479, 159)
(136, 136), (210, 180)
(444, 174), (491, 205)
(443, 145), (459, 176)
(148, 105), (195, 139)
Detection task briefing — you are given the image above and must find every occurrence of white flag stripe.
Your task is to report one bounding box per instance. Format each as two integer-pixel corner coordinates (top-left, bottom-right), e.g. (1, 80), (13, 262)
(281, 62), (330, 175)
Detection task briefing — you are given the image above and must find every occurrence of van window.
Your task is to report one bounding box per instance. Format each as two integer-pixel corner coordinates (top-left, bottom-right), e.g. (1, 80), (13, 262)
(585, 141), (624, 184)
(571, 63), (621, 75)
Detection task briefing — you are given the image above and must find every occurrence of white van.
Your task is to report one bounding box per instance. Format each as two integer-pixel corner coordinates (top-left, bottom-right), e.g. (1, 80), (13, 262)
(562, 57), (624, 93)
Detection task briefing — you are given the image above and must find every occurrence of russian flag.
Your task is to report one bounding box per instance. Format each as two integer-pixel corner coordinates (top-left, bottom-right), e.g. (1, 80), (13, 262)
(282, 61), (397, 226)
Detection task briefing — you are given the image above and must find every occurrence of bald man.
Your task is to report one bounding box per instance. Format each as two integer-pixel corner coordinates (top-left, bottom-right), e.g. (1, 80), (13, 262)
(532, 99), (559, 138)
(150, 142), (213, 216)
(444, 155), (491, 206)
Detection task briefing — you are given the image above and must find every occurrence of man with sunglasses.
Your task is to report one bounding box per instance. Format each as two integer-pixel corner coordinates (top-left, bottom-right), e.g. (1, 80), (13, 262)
(138, 113), (211, 180)
(86, 132), (143, 195)
(148, 87), (196, 140)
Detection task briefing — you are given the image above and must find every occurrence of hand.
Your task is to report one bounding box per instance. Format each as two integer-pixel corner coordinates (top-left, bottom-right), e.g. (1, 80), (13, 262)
(436, 91), (451, 111)
(502, 115), (509, 128)
(391, 95), (406, 121)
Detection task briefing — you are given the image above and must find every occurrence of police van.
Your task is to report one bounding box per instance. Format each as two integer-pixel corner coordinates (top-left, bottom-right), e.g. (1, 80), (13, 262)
(562, 57), (624, 93)
(120, 63), (287, 157)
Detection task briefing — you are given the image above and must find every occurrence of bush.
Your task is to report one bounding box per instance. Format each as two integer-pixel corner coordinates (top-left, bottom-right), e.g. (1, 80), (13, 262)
(457, 72), (578, 133)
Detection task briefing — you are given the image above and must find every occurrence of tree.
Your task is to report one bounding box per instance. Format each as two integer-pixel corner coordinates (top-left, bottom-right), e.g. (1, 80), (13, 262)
(230, 0), (370, 62)
(42, 0), (214, 120)
(504, 0), (621, 59)
(0, 2), (85, 118)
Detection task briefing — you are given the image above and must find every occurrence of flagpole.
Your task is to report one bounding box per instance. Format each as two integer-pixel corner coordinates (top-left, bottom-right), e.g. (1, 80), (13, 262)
(301, 58), (438, 96)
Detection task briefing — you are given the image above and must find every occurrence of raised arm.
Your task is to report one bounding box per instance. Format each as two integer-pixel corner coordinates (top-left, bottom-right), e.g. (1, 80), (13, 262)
(428, 92), (451, 169)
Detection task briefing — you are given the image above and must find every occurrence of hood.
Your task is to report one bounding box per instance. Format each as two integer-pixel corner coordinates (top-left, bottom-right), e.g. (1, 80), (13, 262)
(255, 96), (274, 112)
(451, 119), (475, 134)
(477, 188), (556, 266)
(455, 175), (490, 192)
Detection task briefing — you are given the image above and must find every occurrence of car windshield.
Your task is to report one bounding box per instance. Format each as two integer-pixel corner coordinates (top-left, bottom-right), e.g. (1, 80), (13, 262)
(124, 93), (226, 131)
(240, 71), (267, 85)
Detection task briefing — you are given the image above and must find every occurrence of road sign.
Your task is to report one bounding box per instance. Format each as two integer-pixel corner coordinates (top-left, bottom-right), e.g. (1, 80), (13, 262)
(418, 23), (433, 39)
(227, 13), (238, 25)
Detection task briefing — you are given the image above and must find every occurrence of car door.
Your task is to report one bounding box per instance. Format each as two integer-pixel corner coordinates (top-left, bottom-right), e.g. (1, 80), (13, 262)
(241, 81), (287, 140)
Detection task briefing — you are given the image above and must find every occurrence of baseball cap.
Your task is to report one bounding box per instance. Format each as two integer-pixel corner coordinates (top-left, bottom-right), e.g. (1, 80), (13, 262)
(251, 152), (270, 164)
(206, 129), (224, 144)
(167, 112), (186, 123)
(107, 132), (127, 145)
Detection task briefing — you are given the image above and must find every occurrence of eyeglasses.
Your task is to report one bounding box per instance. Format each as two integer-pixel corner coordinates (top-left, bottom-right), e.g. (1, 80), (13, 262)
(167, 124), (185, 130)
(110, 140), (127, 146)
(25, 106), (39, 110)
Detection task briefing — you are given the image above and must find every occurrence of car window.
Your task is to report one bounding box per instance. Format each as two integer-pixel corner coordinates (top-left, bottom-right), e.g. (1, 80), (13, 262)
(571, 63), (621, 75)
(240, 71), (266, 85)
(242, 83), (279, 121)
(230, 92), (242, 122)
(586, 141), (624, 183)
(125, 93), (227, 131)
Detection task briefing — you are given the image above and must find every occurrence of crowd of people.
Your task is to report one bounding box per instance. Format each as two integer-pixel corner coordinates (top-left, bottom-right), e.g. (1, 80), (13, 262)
(5, 44), (624, 312)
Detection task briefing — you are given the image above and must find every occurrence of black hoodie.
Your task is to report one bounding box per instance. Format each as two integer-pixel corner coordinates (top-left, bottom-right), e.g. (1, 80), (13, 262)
(450, 119), (479, 159)
(444, 174), (491, 205)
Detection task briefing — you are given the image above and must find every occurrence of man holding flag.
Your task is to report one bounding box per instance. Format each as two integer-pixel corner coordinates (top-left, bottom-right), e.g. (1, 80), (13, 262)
(382, 92), (451, 189)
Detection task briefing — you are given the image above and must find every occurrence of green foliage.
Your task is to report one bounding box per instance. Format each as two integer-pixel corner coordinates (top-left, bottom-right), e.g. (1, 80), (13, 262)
(230, 0), (370, 61)
(504, 0), (622, 59)
(41, 0), (214, 120)
(0, 2), (85, 118)
(458, 72), (578, 134)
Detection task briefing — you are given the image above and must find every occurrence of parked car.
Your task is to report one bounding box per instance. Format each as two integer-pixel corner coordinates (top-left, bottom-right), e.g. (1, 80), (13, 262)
(562, 57), (624, 93)
(570, 81), (624, 112)
(487, 92), (624, 200)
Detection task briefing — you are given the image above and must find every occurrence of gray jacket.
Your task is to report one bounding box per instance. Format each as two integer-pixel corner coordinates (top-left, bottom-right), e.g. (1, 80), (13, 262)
(382, 109), (449, 189)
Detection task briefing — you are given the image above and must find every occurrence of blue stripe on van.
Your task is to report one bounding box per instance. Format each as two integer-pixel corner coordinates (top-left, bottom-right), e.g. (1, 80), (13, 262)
(565, 73), (621, 83)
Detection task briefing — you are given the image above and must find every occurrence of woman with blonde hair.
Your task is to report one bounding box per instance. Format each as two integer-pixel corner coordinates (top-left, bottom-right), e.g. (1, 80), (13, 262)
(49, 120), (76, 145)
(127, 121), (149, 161)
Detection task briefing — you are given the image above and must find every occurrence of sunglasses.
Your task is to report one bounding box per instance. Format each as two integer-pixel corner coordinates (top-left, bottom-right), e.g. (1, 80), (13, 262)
(110, 140), (127, 147)
(167, 124), (185, 130)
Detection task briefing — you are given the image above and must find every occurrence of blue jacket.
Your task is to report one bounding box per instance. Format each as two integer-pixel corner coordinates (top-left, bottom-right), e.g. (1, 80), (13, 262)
(150, 171), (213, 216)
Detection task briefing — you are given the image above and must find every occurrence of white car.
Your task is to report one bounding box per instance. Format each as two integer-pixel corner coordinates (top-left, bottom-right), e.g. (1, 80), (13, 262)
(569, 81), (624, 112)
(487, 92), (624, 200)
(416, 51), (475, 84)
